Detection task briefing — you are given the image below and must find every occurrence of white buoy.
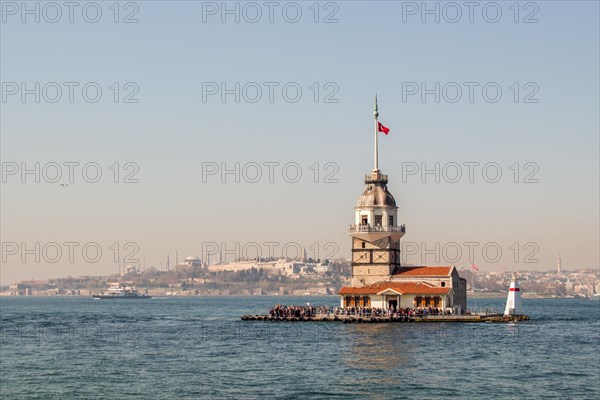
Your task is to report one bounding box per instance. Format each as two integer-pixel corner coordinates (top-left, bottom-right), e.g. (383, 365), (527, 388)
(504, 272), (522, 316)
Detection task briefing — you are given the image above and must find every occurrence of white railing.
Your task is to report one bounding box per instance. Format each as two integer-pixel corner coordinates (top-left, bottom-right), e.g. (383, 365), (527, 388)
(365, 174), (388, 182)
(349, 224), (406, 233)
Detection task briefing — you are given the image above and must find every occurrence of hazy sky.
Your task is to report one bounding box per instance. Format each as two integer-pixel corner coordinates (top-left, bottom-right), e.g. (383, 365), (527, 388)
(1, 1), (599, 284)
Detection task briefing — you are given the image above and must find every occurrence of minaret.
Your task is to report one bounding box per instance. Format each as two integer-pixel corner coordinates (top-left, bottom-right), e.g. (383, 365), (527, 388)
(504, 272), (522, 315)
(557, 253), (562, 274)
(348, 98), (405, 286)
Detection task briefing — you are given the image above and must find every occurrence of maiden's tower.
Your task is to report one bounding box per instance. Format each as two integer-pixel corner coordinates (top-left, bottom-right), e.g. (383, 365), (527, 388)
(338, 98), (468, 313)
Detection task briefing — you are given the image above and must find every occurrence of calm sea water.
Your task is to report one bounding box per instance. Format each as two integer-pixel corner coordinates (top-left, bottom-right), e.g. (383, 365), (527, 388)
(1, 296), (598, 399)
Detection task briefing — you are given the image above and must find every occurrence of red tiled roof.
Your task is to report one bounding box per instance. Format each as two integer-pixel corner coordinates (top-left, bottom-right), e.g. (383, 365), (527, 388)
(338, 281), (451, 295)
(391, 266), (453, 276)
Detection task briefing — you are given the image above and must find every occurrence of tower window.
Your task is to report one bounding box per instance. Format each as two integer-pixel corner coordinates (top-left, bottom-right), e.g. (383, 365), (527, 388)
(361, 216), (368, 225)
(361, 242), (366, 249)
(389, 215), (394, 226)
(441, 282), (446, 287)
(374, 215), (382, 226)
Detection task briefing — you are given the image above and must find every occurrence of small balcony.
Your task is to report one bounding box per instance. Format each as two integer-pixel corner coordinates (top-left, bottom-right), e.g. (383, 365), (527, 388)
(349, 224), (406, 233)
(364, 173), (388, 183)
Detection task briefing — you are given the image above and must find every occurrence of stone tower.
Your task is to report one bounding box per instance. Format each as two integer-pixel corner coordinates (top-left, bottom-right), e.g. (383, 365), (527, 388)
(348, 97), (405, 286)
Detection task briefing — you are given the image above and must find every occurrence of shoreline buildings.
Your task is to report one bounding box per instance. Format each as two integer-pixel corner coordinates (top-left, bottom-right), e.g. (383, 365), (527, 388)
(338, 98), (467, 312)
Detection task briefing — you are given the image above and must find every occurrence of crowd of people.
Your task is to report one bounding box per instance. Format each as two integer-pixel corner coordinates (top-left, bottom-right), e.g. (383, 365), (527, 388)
(339, 306), (457, 317)
(268, 304), (457, 319)
(269, 304), (320, 318)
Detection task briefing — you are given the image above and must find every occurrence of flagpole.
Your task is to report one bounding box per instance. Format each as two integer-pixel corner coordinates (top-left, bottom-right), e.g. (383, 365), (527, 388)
(374, 94), (379, 172)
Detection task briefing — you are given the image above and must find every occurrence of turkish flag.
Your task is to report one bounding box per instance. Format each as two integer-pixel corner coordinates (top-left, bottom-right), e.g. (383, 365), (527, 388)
(378, 122), (390, 135)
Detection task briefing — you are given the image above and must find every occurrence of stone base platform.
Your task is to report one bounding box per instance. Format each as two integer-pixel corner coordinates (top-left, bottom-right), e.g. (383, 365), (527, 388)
(240, 314), (530, 323)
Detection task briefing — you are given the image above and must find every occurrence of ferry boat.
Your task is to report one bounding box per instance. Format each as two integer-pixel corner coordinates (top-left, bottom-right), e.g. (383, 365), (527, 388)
(92, 282), (152, 299)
